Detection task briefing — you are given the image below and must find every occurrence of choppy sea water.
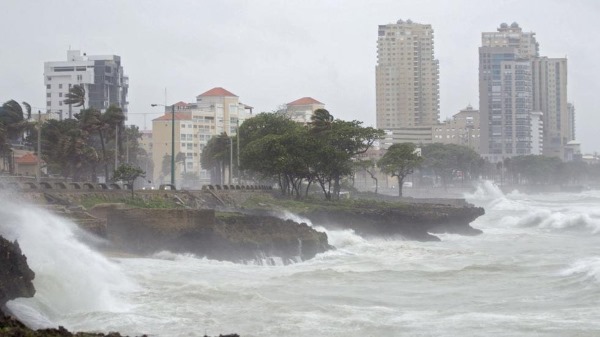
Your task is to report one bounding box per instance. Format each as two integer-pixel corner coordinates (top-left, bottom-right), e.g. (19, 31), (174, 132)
(4, 182), (600, 336)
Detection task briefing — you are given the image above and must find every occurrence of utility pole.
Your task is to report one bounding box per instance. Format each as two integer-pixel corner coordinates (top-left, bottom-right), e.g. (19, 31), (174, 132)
(229, 136), (233, 185)
(114, 124), (119, 176)
(36, 111), (41, 183)
(236, 119), (240, 184)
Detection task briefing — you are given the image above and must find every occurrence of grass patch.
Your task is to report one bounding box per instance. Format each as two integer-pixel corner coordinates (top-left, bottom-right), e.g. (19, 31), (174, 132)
(80, 195), (182, 209)
(240, 193), (409, 214)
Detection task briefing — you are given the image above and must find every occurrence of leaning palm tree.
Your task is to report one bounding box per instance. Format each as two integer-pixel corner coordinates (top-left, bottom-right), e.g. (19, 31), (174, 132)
(64, 84), (86, 119)
(0, 100), (32, 173)
(309, 108), (334, 133)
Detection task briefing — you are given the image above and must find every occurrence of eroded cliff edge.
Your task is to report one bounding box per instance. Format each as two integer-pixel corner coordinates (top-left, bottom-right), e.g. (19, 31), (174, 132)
(0, 236), (35, 316)
(98, 207), (331, 263)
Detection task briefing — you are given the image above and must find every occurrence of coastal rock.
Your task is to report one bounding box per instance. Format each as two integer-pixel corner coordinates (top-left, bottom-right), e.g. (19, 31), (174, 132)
(0, 235), (35, 315)
(301, 202), (484, 241)
(105, 209), (331, 263)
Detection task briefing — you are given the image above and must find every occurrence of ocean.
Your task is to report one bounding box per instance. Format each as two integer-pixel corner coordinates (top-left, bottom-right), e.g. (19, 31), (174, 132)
(4, 181), (600, 336)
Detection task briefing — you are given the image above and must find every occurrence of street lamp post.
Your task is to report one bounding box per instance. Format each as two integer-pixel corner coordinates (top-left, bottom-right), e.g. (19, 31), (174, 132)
(36, 111), (41, 183)
(151, 103), (176, 187)
(229, 135), (233, 185)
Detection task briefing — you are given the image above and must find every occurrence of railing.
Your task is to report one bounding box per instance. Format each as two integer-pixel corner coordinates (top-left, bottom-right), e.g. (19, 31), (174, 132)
(1, 181), (273, 192)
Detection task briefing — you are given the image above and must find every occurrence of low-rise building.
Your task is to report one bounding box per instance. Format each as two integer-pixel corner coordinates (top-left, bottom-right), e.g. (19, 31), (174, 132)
(432, 105), (481, 151)
(283, 97), (325, 124)
(151, 87), (253, 188)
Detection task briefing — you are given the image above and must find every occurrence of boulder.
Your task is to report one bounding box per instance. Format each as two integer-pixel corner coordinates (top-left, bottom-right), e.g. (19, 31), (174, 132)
(106, 209), (331, 263)
(302, 202), (484, 241)
(0, 235), (35, 315)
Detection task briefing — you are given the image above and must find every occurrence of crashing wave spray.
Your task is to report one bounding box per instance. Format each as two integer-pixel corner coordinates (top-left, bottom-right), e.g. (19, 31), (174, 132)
(0, 196), (134, 329)
(277, 210), (368, 250)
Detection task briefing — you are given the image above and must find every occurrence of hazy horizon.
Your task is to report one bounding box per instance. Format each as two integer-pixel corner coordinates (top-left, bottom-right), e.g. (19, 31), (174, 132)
(2, 0), (598, 153)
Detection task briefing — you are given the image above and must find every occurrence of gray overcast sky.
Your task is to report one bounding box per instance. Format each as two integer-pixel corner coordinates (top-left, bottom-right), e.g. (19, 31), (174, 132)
(1, 0), (599, 152)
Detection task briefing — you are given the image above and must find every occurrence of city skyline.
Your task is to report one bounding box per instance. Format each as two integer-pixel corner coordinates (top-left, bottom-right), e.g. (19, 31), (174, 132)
(1, 0), (599, 152)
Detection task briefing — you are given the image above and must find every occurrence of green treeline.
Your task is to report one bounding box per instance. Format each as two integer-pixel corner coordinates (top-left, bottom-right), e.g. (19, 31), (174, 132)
(0, 98), (149, 182)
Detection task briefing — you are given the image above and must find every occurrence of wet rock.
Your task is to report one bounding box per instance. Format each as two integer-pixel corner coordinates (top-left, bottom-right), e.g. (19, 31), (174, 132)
(0, 235), (35, 315)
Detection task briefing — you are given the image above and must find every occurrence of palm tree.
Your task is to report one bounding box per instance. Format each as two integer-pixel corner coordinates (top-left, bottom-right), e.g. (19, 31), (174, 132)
(76, 105), (124, 181)
(0, 100), (32, 173)
(64, 84), (86, 119)
(309, 108), (334, 133)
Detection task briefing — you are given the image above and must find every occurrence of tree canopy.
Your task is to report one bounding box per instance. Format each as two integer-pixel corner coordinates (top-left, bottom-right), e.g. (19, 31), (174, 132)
(378, 142), (423, 197)
(238, 111), (383, 200)
(113, 163), (145, 198)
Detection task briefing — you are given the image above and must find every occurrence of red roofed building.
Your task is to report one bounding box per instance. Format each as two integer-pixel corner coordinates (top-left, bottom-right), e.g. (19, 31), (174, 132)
(285, 97), (325, 124)
(151, 87), (253, 188)
(15, 153), (44, 177)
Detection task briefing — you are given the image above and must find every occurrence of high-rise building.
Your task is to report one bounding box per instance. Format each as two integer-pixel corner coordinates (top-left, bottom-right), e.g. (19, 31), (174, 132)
(44, 50), (129, 119)
(567, 102), (576, 141)
(532, 57), (568, 158)
(479, 23), (572, 161)
(376, 19), (440, 140)
(151, 87), (253, 188)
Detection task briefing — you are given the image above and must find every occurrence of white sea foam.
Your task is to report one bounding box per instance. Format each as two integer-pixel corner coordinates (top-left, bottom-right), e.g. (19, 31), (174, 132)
(0, 198), (134, 329)
(560, 257), (600, 282)
(3, 189), (600, 336)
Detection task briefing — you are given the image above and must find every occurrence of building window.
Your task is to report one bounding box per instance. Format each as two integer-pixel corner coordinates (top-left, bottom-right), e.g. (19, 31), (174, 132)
(46, 101), (51, 106)
(59, 84), (63, 89)
(46, 93), (51, 98)
(46, 84), (51, 89)
(59, 93), (63, 97)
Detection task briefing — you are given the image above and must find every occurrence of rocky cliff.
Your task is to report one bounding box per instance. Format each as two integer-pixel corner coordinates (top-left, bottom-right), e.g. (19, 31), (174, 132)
(302, 203), (484, 241)
(103, 208), (331, 263)
(240, 197), (485, 242)
(0, 236), (35, 316)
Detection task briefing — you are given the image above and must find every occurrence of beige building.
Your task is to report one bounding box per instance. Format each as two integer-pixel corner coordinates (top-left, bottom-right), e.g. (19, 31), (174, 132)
(433, 105), (481, 151)
(532, 57), (569, 158)
(283, 97), (325, 124)
(151, 87), (252, 188)
(376, 19), (440, 140)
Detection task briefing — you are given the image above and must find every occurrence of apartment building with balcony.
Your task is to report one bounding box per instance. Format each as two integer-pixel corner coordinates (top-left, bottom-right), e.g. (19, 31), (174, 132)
(151, 87), (252, 188)
(44, 50), (128, 119)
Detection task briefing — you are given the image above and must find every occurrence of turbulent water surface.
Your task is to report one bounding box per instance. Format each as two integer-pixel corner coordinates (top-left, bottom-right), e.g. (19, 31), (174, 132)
(4, 183), (600, 336)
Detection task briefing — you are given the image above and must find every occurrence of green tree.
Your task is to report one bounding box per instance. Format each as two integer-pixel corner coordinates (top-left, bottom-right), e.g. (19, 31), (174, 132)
(309, 108), (334, 133)
(378, 143), (423, 197)
(508, 155), (562, 184)
(421, 143), (482, 187)
(113, 163), (145, 198)
(75, 105), (125, 181)
(64, 84), (86, 119)
(309, 116), (384, 199)
(201, 133), (232, 184)
(238, 111), (382, 200)
(355, 159), (379, 194)
(0, 100), (32, 173)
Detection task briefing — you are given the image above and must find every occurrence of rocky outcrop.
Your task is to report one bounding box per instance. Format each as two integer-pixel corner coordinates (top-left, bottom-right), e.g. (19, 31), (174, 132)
(0, 236), (35, 316)
(104, 209), (331, 263)
(298, 202), (484, 241)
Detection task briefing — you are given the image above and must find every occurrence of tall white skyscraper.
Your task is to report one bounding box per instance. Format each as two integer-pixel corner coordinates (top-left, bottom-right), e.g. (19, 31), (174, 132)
(44, 50), (129, 119)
